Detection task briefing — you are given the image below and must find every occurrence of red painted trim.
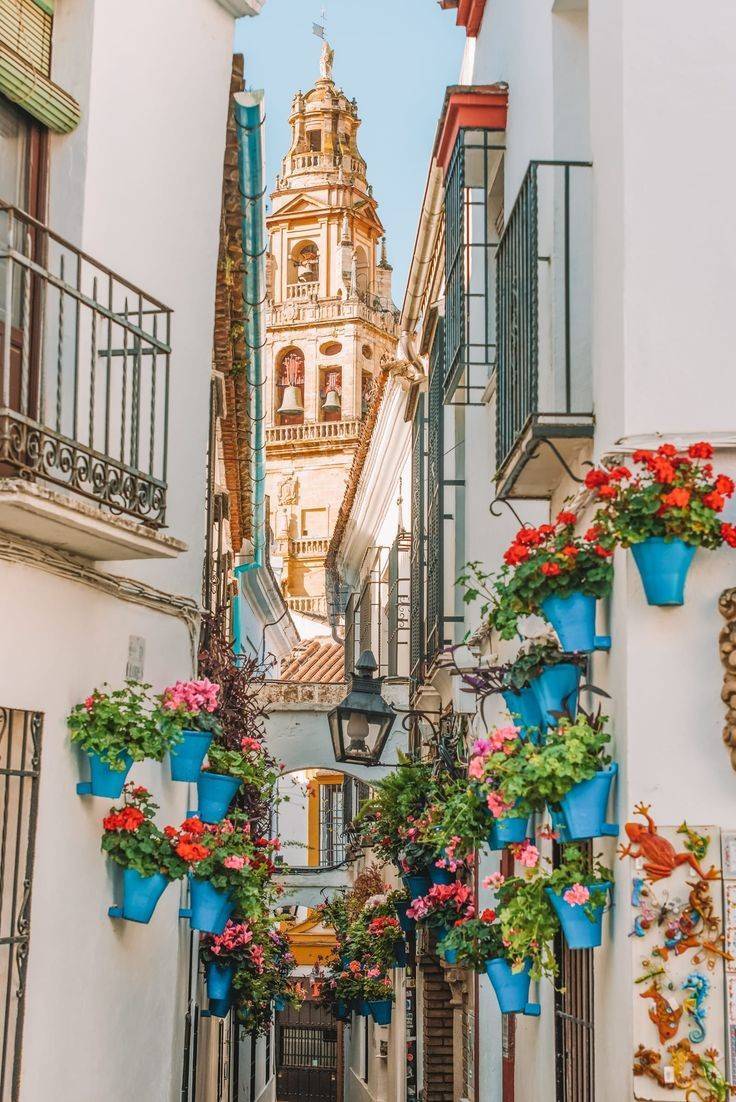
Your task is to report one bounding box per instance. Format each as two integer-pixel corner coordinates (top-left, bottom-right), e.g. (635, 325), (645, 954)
(434, 86), (508, 173)
(441, 0), (487, 37)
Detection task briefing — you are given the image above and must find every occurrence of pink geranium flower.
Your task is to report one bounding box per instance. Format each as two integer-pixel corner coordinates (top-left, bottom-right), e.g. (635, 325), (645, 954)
(468, 756), (487, 781)
(483, 872), (506, 890)
(488, 725), (519, 752)
(486, 791), (512, 818)
(223, 855), (246, 870)
(563, 883), (590, 907)
(512, 840), (540, 868)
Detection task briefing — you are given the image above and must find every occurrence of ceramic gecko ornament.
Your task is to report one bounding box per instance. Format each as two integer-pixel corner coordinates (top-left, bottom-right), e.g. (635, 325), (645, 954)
(618, 804), (720, 883)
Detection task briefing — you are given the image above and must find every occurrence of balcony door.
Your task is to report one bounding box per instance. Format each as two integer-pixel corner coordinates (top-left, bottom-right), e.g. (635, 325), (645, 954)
(0, 95), (47, 419)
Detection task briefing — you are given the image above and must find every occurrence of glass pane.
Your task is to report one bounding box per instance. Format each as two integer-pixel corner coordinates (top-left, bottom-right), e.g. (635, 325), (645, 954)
(0, 97), (30, 329)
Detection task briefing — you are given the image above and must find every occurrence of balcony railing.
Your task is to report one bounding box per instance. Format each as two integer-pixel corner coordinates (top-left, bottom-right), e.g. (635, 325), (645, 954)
(495, 161), (594, 497)
(286, 594), (327, 618)
(0, 204), (171, 525)
(266, 419), (363, 447)
(286, 281), (319, 301)
(267, 295), (399, 334)
(289, 536), (330, 558)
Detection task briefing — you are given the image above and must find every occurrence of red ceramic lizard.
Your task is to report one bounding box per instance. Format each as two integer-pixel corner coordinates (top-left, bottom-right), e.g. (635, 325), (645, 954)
(618, 804), (720, 883)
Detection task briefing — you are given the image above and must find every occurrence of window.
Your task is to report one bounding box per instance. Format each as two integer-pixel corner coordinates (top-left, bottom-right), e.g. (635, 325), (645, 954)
(275, 348), (305, 426)
(0, 707), (43, 1100)
(301, 507), (327, 538)
(444, 128), (504, 404)
(289, 241), (319, 286)
(387, 532), (411, 677)
(307, 129), (321, 152)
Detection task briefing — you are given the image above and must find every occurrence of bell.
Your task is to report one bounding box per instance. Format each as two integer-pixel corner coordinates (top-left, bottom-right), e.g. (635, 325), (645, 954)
(277, 385), (304, 416)
(322, 388), (341, 414)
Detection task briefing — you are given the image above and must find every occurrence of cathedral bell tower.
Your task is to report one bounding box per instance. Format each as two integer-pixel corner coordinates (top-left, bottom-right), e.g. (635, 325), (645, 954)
(264, 41), (398, 627)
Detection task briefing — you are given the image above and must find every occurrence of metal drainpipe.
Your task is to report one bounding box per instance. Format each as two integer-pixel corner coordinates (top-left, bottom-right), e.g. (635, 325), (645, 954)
(232, 90), (267, 656)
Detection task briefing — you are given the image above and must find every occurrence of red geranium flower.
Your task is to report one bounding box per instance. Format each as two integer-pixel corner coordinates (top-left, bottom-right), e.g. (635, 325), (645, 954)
(480, 908), (497, 923)
(658, 444), (678, 458)
(662, 487), (691, 508)
(716, 475), (735, 498)
(181, 817), (205, 835)
(176, 841), (211, 863)
(703, 491), (725, 512)
(594, 545), (613, 558)
(597, 485), (618, 500)
(556, 511), (577, 526)
(561, 545), (579, 558)
(688, 441), (714, 460)
(504, 544), (530, 566)
(540, 562), (561, 576)
(584, 469), (609, 489)
(722, 523), (736, 548)
(608, 465), (632, 481)
(584, 525), (602, 542)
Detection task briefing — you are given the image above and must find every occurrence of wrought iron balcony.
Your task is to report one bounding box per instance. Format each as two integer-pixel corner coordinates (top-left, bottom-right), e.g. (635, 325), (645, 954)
(495, 161), (594, 499)
(0, 203), (171, 526)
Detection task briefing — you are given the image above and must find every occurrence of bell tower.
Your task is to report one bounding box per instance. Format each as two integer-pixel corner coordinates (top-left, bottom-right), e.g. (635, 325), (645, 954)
(264, 41), (398, 627)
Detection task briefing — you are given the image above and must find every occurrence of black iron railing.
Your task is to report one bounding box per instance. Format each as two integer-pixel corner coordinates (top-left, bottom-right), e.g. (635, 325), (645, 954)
(0, 707), (42, 1102)
(0, 203), (172, 525)
(445, 128), (505, 404)
(495, 160), (593, 472)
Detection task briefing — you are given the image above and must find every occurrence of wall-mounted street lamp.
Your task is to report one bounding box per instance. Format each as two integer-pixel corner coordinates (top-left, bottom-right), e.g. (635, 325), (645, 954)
(328, 651), (396, 766)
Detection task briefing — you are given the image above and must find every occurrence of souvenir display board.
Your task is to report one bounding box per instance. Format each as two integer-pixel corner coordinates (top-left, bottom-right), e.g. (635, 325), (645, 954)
(620, 805), (733, 1100)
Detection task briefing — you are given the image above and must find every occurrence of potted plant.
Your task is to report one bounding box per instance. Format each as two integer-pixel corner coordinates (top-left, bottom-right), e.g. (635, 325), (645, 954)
(157, 678), (221, 782)
(460, 511), (614, 653)
(543, 846), (612, 950)
(101, 784), (186, 923)
(511, 638), (584, 731)
(197, 737), (279, 824)
(586, 442), (736, 605)
(200, 918), (261, 1013)
(69, 682), (170, 798)
(468, 726), (537, 849)
(387, 887), (413, 935)
(170, 814), (279, 934)
(487, 712), (617, 841)
(363, 971), (395, 1025)
(496, 874), (559, 987)
(406, 881), (475, 959)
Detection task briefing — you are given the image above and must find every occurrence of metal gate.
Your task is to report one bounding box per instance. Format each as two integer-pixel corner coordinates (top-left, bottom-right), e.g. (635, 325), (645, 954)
(0, 707), (42, 1101)
(276, 999), (337, 1102)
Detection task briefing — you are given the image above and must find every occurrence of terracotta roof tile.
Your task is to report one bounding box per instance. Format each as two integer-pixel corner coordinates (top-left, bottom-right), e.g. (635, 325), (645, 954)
(280, 636), (344, 683)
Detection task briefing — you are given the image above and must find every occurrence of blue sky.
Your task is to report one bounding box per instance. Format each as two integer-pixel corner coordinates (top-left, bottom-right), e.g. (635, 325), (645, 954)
(234, 0), (465, 304)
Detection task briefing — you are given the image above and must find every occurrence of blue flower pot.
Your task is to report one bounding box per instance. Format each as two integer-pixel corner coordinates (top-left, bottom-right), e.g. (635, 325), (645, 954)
(402, 873), (431, 898)
(541, 592), (610, 653)
(196, 771), (241, 824)
(275, 996), (287, 1013)
(189, 878), (233, 934)
(335, 999), (350, 1021)
(355, 1000), (369, 1017)
(549, 808), (571, 844)
(118, 869), (168, 923)
(631, 537), (696, 607)
(86, 751), (133, 798)
(170, 729), (214, 782)
(208, 996), (231, 1018)
(487, 815), (529, 851)
(368, 999), (393, 1026)
(559, 764), (618, 840)
(484, 958), (540, 1016)
(546, 882), (611, 949)
(429, 861), (454, 886)
(531, 663), (580, 729)
(207, 962), (234, 1002)
(392, 940), (408, 969)
(502, 688), (543, 738)
(395, 901), (415, 935)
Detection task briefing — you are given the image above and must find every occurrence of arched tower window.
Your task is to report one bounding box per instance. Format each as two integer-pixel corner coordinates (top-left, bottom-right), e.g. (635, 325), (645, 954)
(319, 368), (342, 423)
(289, 241), (319, 287)
(275, 348), (305, 426)
(354, 245), (369, 298)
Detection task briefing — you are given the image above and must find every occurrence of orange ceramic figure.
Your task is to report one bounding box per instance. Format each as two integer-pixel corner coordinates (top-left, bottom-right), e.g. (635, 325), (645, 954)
(640, 982), (684, 1044)
(619, 804), (720, 883)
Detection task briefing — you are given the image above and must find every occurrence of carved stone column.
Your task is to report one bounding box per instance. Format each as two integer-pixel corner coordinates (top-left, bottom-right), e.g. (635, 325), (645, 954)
(719, 587), (736, 769)
(443, 963), (470, 1101)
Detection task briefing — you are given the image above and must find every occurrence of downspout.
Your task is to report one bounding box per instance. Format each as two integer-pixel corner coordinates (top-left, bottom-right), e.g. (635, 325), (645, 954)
(233, 89), (267, 655)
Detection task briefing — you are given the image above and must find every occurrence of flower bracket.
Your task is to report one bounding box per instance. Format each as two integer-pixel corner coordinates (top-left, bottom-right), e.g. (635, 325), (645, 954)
(179, 907), (192, 920)
(76, 781), (93, 796)
(108, 905), (124, 919)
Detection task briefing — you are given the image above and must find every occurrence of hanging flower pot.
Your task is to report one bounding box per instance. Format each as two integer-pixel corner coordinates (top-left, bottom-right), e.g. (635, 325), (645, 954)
(196, 772), (241, 824)
(541, 592), (608, 653)
(395, 901), (415, 935)
(84, 751), (133, 798)
(487, 814), (529, 852)
(274, 996), (287, 1013)
(436, 926), (458, 965)
(546, 882), (611, 949)
(630, 537), (696, 607)
(354, 999), (369, 1017)
(208, 996), (231, 1018)
(335, 999), (350, 1021)
(111, 868), (168, 923)
(558, 764), (618, 840)
(428, 859), (454, 887)
(188, 877), (234, 934)
(484, 958), (540, 1016)
(531, 663), (581, 729)
(502, 687), (543, 735)
(206, 962), (234, 1003)
(392, 940), (408, 969)
(170, 730), (214, 783)
(402, 872), (431, 898)
(368, 1000), (393, 1026)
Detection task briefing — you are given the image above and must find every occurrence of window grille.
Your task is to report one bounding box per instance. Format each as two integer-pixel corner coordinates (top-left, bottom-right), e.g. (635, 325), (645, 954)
(409, 395), (426, 687)
(279, 1025), (336, 1069)
(0, 707), (42, 1102)
(495, 160), (593, 475)
(426, 323), (444, 661)
(319, 783), (346, 866)
(554, 843), (595, 1101)
(444, 128), (505, 405)
(387, 533), (410, 676)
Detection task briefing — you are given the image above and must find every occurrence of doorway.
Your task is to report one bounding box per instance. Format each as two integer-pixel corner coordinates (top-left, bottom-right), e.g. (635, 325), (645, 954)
(275, 997), (338, 1102)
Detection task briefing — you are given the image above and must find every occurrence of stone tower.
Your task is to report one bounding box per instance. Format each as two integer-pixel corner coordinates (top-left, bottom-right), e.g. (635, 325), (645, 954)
(264, 42), (398, 626)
